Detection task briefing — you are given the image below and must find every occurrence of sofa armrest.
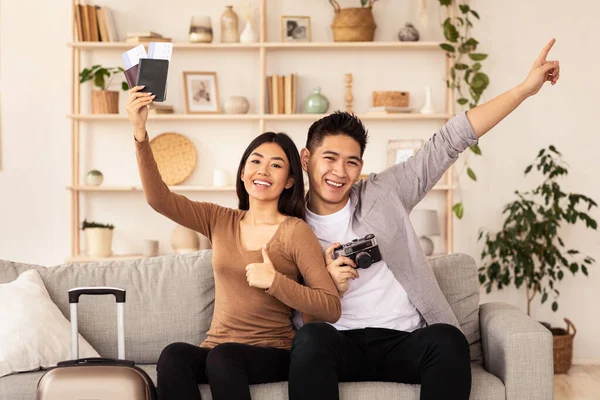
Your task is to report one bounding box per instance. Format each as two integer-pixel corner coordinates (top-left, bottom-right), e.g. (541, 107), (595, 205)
(479, 302), (553, 400)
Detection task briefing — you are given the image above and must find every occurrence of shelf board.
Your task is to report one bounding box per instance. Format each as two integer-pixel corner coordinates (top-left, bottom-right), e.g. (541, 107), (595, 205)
(68, 184), (452, 192)
(68, 113), (451, 121)
(68, 41), (443, 51)
(67, 185), (236, 192)
(66, 254), (147, 263)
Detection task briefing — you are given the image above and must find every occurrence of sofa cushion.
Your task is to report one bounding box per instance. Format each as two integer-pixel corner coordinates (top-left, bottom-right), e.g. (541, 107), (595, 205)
(428, 254), (482, 363)
(0, 363), (502, 400)
(0, 252), (215, 364)
(0, 270), (100, 377)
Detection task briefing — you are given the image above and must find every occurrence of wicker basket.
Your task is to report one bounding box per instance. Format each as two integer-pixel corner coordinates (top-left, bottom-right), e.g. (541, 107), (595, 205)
(372, 91), (409, 107)
(551, 318), (576, 374)
(150, 132), (197, 185)
(91, 90), (119, 114)
(330, 1), (376, 42)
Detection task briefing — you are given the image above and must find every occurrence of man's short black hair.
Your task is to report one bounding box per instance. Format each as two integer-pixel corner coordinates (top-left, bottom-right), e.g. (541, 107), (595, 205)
(306, 111), (368, 158)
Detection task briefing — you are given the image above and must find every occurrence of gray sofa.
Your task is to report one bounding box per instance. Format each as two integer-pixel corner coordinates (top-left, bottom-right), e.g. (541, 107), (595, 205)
(0, 252), (553, 400)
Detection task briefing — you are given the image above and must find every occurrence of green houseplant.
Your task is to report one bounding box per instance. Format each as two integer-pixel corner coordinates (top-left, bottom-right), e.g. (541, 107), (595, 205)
(438, 0), (488, 219)
(81, 219), (115, 257)
(79, 65), (128, 114)
(478, 145), (597, 316)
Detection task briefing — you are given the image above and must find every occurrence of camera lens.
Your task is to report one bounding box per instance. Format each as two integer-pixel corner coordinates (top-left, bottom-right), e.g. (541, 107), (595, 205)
(355, 252), (372, 269)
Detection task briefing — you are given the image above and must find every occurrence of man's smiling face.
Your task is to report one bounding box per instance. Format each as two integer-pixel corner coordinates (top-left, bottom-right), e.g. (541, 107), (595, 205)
(301, 134), (364, 215)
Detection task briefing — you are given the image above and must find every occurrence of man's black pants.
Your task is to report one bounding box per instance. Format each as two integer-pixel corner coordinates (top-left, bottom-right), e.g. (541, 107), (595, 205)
(289, 322), (471, 400)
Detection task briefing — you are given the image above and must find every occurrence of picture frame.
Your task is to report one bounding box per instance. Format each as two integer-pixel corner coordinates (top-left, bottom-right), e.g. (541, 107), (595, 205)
(183, 71), (220, 114)
(281, 16), (312, 42)
(386, 139), (423, 168)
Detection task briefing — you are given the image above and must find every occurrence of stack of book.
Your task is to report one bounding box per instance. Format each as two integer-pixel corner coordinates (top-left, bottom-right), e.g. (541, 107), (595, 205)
(148, 104), (175, 115)
(74, 3), (118, 42)
(125, 32), (172, 44)
(265, 74), (298, 114)
(367, 106), (413, 113)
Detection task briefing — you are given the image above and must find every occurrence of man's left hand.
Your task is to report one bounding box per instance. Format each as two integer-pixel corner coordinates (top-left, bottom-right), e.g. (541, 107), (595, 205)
(520, 38), (560, 97)
(245, 246), (277, 289)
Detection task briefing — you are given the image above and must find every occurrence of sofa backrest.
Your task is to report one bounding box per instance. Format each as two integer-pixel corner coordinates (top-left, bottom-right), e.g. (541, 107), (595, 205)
(0, 251), (482, 365)
(0, 252), (215, 364)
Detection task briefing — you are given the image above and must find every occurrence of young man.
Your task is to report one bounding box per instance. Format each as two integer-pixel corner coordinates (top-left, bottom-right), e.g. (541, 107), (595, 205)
(289, 39), (560, 400)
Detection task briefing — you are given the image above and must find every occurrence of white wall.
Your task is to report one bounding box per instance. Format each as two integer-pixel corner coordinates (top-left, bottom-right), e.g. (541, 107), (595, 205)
(1, 0), (599, 362)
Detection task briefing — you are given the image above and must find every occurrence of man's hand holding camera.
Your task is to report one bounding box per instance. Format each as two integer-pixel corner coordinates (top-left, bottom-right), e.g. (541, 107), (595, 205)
(325, 243), (359, 296)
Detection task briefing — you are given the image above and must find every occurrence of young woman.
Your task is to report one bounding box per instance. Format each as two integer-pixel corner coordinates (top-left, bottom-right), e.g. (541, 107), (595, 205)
(126, 86), (341, 400)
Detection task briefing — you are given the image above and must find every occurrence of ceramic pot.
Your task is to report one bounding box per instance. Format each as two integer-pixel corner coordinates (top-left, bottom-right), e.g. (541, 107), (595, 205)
(86, 170), (104, 186)
(304, 87), (329, 114)
(224, 96), (250, 114)
(189, 15), (213, 43)
(85, 228), (113, 257)
(221, 6), (240, 43)
(171, 224), (200, 254)
(398, 22), (420, 42)
(240, 20), (257, 43)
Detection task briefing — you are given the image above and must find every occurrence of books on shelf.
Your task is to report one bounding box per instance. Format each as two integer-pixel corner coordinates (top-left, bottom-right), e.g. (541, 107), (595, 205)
(125, 32), (171, 44)
(148, 104), (175, 114)
(265, 74), (298, 115)
(74, 3), (118, 42)
(367, 106), (414, 113)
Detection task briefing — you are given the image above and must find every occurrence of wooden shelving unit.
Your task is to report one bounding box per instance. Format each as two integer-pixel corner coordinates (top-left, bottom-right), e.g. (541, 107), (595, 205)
(68, 0), (455, 262)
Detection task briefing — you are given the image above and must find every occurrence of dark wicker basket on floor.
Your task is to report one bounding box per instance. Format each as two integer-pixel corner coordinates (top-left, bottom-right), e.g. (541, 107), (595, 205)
(550, 318), (576, 374)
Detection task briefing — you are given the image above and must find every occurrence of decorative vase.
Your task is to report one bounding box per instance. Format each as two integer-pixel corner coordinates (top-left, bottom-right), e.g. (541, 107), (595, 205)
(91, 90), (119, 114)
(86, 170), (103, 186)
(331, 6), (376, 42)
(85, 228), (113, 257)
(240, 20), (257, 43)
(420, 86), (435, 114)
(220, 5), (240, 43)
(189, 15), (213, 43)
(304, 88), (330, 114)
(398, 22), (420, 42)
(224, 96), (250, 114)
(171, 224), (200, 254)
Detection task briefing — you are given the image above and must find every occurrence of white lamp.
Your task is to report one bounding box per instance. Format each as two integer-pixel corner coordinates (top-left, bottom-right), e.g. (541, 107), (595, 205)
(410, 209), (440, 256)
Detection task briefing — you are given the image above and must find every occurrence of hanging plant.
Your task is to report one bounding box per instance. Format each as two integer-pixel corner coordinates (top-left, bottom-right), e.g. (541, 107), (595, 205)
(438, 0), (488, 219)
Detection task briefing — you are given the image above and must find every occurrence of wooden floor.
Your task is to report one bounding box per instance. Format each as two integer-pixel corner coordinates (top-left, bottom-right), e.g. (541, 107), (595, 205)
(554, 365), (600, 399)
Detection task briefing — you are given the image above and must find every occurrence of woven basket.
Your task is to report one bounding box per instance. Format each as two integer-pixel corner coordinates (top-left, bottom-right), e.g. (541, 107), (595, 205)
(91, 90), (119, 114)
(551, 318), (576, 374)
(150, 133), (197, 185)
(373, 91), (409, 107)
(330, 2), (376, 42)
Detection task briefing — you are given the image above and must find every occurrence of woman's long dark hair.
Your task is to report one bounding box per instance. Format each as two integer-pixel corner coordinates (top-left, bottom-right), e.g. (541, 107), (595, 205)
(236, 132), (306, 220)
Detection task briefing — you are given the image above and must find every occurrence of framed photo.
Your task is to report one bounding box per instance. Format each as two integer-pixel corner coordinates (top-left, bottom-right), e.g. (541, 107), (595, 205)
(183, 71), (220, 114)
(386, 139), (423, 168)
(281, 16), (311, 42)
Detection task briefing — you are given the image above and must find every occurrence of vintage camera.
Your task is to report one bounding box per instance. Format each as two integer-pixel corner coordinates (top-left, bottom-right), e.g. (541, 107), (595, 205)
(332, 234), (382, 269)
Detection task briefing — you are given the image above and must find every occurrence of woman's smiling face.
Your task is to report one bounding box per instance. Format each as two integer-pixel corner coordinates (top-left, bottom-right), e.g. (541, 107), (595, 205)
(241, 142), (294, 202)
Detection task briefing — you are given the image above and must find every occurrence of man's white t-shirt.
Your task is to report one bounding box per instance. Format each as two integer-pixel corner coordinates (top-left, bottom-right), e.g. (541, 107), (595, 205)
(302, 199), (425, 332)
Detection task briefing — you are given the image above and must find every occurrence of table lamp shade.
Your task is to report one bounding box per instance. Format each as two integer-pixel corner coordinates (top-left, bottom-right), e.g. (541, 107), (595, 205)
(410, 209), (440, 236)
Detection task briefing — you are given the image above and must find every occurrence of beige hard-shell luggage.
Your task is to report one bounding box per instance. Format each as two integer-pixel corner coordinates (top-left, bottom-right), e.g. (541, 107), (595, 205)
(36, 287), (156, 400)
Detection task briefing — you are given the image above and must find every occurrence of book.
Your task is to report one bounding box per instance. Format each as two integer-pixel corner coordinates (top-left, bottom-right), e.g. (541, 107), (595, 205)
(103, 6), (118, 42)
(87, 5), (99, 42)
(80, 4), (90, 41)
(126, 31), (163, 38)
(284, 75), (292, 115)
(96, 7), (109, 42)
(291, 73), (297, 114)
(125, 36), (172, 43)
(74, 4), (83, 41)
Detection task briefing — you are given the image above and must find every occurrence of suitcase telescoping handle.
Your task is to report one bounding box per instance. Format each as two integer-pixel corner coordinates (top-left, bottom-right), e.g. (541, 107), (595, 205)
(68, 287), (126, 361)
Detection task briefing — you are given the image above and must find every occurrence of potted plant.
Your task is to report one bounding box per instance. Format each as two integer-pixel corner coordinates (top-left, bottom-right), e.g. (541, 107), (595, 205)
(478, 145), (597, 373)
(328, 0), (379, 42)
(79, 65), (128, 114)
(82, 219), (115, 257)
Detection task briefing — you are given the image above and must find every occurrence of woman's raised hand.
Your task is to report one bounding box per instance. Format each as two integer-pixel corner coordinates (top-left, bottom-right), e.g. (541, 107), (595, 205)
(125, 85), (155, 141)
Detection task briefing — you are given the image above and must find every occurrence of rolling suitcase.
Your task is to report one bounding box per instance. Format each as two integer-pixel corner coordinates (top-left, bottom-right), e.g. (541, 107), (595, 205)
(37, 287), (157, 400)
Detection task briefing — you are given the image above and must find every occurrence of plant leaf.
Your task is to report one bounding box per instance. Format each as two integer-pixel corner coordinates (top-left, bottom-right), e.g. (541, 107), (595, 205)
(470, 10), (480, 19)
(453, 202), (464, 219)
(467, 167), (477, 181)
(457, 98), (468, 105)
(440, 43), (455, 53)
(470, 144), (482, 155)
(469, 53), (488, 61)
(552, 301), (558, 312)
(122, 81), (129, 91)
(439, 0), (452, 5)
(541, 292), (548, 304)
(455, 63), (469, 70)
(361, 0), (369, 6)
(459, 4), (470, 13)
